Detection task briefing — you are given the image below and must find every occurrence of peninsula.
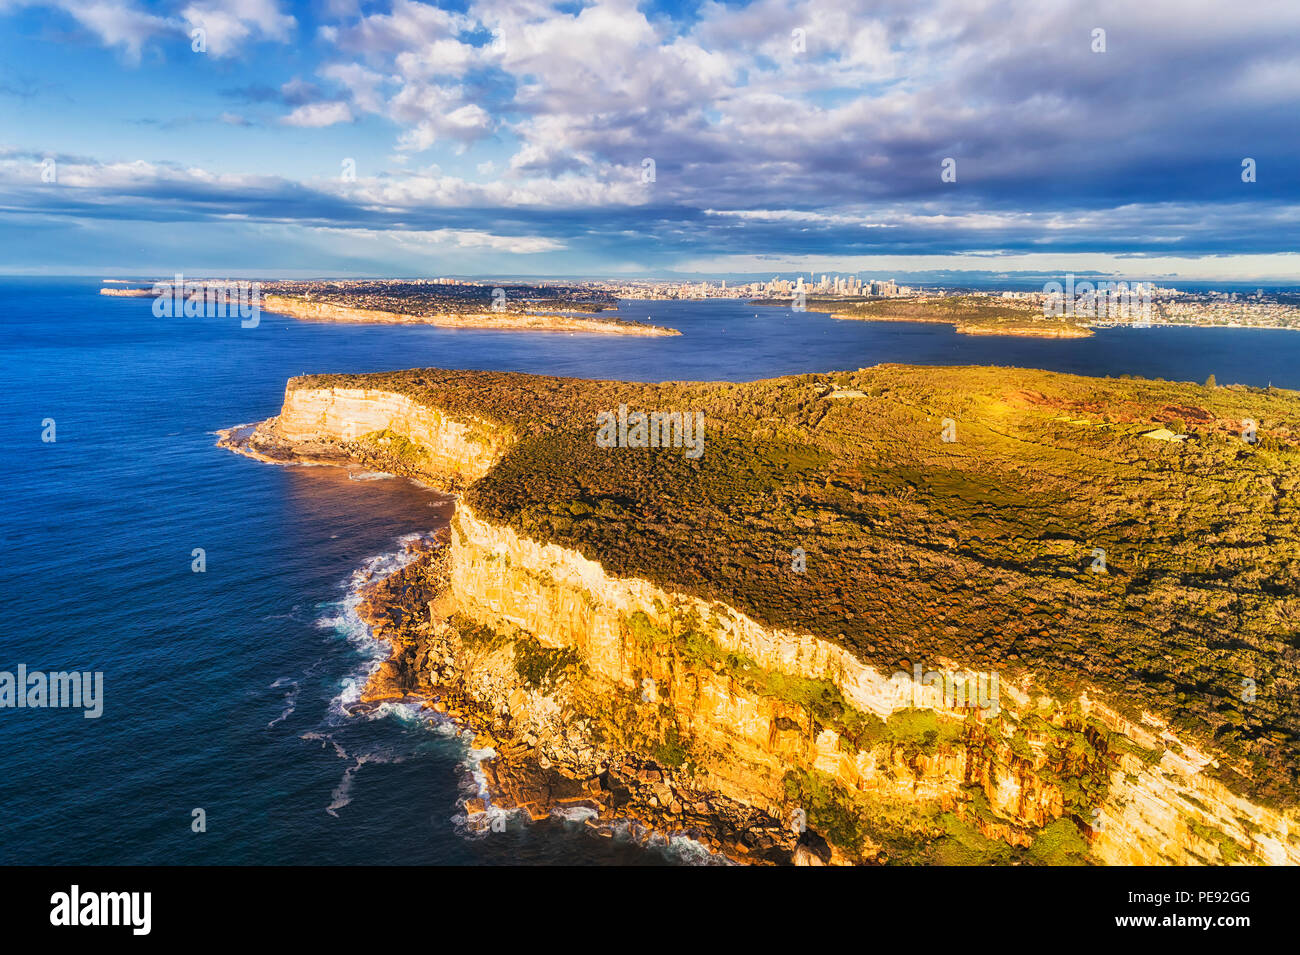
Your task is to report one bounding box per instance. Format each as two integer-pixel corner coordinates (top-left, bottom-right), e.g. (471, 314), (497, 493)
(101, 279), (681, 336)
(755, 295), (1095, 337)
(257, 293), (677, 335)
(221, 365), (1300, 864)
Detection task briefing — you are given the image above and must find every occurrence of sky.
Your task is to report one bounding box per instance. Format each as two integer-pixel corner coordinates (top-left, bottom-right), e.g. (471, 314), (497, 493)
(0, 0), (1297, 281)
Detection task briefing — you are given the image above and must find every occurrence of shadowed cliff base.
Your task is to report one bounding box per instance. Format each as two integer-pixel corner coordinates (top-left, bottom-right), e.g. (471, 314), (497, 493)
(221, 364), (1300, 864)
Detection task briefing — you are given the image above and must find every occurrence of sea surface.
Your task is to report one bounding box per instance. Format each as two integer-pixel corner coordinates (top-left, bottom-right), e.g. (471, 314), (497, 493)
(3, 276), (1298, 865)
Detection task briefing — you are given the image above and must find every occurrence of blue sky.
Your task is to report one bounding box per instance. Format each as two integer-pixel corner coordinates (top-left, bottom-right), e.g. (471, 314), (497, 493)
(1, 0), (1298, 280)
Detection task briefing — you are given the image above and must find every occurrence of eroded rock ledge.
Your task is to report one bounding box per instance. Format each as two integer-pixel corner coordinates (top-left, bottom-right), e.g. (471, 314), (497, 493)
(221, 375), (1300, 865)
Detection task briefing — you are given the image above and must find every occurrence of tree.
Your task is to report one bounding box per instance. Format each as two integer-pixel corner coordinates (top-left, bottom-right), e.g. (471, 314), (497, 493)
(1205, 373), (1217, 388)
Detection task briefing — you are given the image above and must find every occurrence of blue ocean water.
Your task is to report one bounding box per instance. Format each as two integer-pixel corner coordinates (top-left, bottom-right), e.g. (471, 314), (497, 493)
(3, 276), (1297, 865)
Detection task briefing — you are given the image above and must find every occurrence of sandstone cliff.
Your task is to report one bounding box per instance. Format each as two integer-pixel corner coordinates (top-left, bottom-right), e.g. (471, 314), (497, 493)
(223, 379), (1300, 865)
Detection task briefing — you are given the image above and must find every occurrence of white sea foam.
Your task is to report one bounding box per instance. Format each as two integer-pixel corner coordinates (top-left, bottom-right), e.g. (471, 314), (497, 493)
(326, 754), (370, 816)
(267, 679), (299, 728)
(309, 532), (723, 862)
(651, 831), (730, 866)
(300, 730), (348, 760)
(316, 531), (438, 719)
(551, 805), (599, 824)
(301, 729), (414, 817)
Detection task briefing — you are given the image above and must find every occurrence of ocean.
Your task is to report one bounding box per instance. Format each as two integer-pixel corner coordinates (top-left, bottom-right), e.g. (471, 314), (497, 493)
(3, 276), (1297, 865)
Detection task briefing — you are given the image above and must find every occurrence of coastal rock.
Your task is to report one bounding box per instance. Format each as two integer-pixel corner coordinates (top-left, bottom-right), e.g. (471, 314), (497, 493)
(224, 377), (1300, 866)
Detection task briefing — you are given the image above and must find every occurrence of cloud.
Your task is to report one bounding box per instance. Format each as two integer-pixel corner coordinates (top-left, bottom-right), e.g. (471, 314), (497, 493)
(0, 0), (298, 60)
(180, 0), (295, 57)
(31, 0), (175, 61)
(316, 225), (565, 253)
(318, 62), (388, 113)
(281, 101), (354, 127)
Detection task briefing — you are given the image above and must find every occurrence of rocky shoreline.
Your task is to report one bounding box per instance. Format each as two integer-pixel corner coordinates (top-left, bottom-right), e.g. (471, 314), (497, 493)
(220, 421), (825, 863)
(98, 287), (155, 297)
(352, 535), (828, 865)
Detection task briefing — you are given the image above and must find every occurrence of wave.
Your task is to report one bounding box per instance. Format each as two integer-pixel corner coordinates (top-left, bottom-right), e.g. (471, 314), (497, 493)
(267, 678), (299, 728)
(447, 744), (727, 864)
(303, 532), (451, 817)
(315, 531), (437, 722)
(325, 753), (370, 817)
(301, 729), (415, 817)
(307, 532), (720, 862)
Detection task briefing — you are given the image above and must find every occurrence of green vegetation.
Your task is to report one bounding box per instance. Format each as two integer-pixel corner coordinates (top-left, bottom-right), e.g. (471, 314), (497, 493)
(624, 609), (901, 747)
(926, 811), (1020, 865)
(778, 295), (1093, 336)
(359, 428), (428, 468)
(1187, 819), (1243, 864)
(293, 363), (1300, 807)
(454, 614), (512, 653)
(1111, 734), (1164, 766)
(783, 768), (867, 852)
(1029, 716), (1111, 820)
(1027, 818), (1093, 865)
(651, 724), (691, 770)
(512, 635), (584, 689)
(781, 768), (1064, 864)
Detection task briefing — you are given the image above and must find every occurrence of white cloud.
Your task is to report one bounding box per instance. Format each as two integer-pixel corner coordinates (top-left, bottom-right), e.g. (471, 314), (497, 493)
(181, 0), (295, 56)
(315, 225), (564, 254)
(281, 101), (354, 128)
(318, 62), (389, 113)
(0, 0), (297, 60)
(34, 0), (174, 61)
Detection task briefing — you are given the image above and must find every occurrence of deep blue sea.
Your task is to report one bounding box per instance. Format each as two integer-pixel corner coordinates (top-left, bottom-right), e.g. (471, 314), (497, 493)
(4, 276), (1298, 865)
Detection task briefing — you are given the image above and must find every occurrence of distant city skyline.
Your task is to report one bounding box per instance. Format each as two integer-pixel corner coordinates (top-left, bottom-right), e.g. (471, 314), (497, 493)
(2, 0), (1298, 280)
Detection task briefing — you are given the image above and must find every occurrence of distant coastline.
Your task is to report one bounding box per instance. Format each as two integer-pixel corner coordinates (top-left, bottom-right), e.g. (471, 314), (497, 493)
(752, 294), (1300, 338)
(260, 294), (680, 336)
(827, 307), (1093, 338)
(98, 286), (679, 336)
(751, 296), (1094, 338)
(98, 287), (154, 297)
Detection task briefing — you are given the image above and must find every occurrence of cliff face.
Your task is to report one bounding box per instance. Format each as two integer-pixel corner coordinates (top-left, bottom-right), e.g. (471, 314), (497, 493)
(231, 382), (1300, 865)
(220, 385), (512, 492)
(448, 503), (1297, 865)
(270, 385), (509, 485)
